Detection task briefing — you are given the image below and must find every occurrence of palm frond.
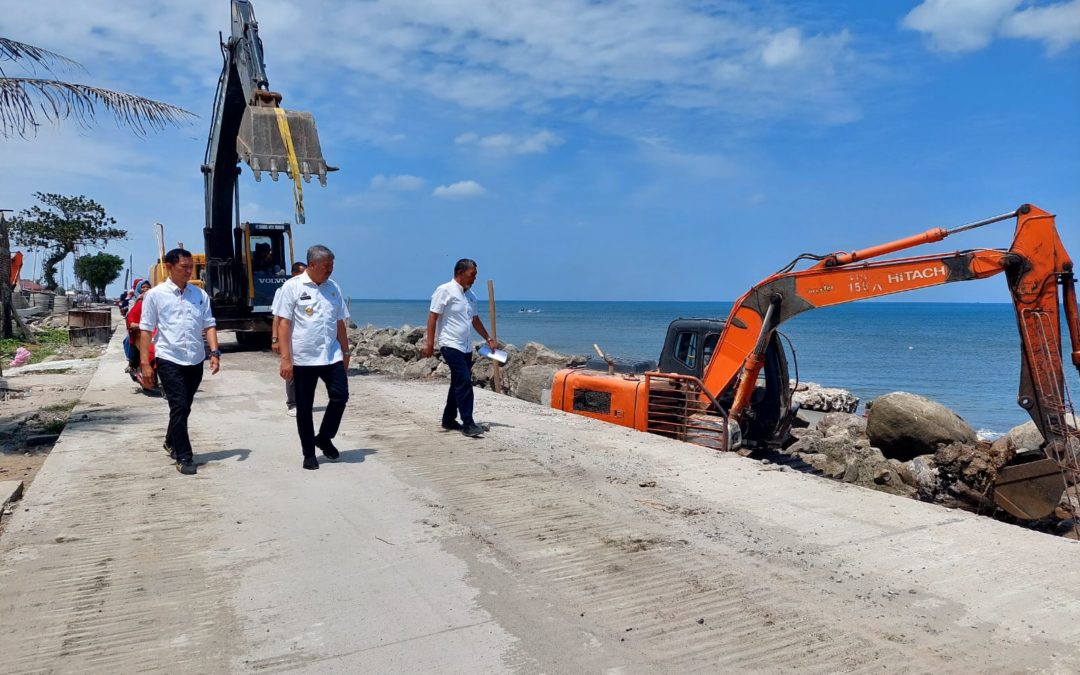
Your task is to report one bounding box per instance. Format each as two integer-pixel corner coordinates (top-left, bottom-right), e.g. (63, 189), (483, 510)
(0, 37), (82, 73)
(0, 77), (196, 138)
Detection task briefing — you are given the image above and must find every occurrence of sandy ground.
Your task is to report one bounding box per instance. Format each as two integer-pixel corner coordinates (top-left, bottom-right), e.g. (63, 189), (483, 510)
(2, 331), (1080, 673)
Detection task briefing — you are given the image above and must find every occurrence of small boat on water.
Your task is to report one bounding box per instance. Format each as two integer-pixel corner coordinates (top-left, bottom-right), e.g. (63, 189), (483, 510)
(518, 308), (541, 313)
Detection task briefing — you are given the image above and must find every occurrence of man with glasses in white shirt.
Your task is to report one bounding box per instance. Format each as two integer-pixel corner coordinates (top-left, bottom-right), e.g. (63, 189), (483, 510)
(421, 258), (498, 438)
(276, 245), (351, 470)
(139, 248), (221, 475)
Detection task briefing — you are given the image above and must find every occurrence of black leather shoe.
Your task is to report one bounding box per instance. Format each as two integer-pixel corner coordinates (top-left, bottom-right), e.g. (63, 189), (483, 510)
(175, 458), (197, 475)
(462, 424), (485, 438)
(441, 420), (463, 431)
(315, 436), (340, 461)
(303, 456), (319, 470)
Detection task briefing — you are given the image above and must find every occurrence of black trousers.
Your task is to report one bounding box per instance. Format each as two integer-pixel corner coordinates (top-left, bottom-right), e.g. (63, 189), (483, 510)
(293, 361), (349, 457)
(156, 358), (204, 461)
(440, 347), (474, 427)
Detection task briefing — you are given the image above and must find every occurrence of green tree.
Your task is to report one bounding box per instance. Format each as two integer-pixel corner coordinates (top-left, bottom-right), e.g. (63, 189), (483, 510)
(74, 252), (124, 300)
(9, 193), (127, 290)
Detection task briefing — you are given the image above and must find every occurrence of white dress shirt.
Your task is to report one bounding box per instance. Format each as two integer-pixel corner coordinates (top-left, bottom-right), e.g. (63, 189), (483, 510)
(430, 279), (477, 353)
(273, 271), (349, 366)
(138, 278), (216, 366)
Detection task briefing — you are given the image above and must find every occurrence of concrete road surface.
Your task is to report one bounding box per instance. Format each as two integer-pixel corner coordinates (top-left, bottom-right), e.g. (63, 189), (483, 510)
(2, 332), (1079, 673)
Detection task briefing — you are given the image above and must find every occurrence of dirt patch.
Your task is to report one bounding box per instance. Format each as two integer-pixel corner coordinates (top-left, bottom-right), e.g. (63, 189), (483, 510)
(0, 351), (102, 536)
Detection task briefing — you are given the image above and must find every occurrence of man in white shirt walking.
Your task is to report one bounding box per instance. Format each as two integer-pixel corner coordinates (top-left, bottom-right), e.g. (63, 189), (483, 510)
(275, 245), (351, 470)
(138, 248), (221, 475)
(421, 258), (498, 438)
(271, 261), (307, 417)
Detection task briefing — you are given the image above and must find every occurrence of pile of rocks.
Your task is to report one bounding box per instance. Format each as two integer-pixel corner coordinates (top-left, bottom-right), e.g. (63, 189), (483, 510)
(346, 324), (586, 400)
(784, 390), (1059, 519)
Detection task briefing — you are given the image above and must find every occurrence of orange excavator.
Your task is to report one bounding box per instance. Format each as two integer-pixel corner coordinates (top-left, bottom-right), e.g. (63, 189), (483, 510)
(552, 204), (1080, 520)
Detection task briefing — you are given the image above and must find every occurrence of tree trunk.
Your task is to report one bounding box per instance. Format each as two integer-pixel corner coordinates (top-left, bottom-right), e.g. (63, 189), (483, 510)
(0, 214), (11, 338)
(0, 214), (34, 373)
(42, 246), (70, 290)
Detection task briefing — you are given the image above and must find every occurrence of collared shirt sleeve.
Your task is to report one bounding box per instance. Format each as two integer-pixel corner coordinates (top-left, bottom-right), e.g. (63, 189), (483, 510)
(429, 285), (449, 314)
(200, 288), (216, 329)
(273, 281), (295, 320)
(271, 286), (283, 315)
(335, 282), (349, 321)
(138, 290), (158, 332)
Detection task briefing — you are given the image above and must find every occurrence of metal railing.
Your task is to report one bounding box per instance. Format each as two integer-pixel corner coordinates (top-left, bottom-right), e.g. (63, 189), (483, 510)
(643, 372), (733, 452)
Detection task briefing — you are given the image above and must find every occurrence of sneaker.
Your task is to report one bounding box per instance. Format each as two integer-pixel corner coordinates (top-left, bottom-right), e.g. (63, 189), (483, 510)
(462, 423), (485, 438)
(164, 442), (176, 460)
(303, 456), (319, 470)
(315, 436), (340, 461)
(441, 420), (463, 431)
(175, 458), (197, 475)
(286, 407), (297, 417)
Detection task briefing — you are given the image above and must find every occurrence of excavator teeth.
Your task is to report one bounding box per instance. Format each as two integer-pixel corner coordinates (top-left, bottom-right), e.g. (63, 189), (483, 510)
(236, 106), (333, 184)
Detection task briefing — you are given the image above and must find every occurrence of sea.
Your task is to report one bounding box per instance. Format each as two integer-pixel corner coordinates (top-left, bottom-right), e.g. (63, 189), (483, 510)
(347, 300), (1080, 438)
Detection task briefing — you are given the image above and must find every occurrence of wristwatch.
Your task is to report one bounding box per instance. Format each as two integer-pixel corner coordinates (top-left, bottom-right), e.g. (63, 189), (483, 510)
(210, 349), (222, 358)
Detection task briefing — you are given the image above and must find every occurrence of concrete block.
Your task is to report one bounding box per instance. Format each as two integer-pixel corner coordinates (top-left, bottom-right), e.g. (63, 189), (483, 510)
(0, 480), (24, 508)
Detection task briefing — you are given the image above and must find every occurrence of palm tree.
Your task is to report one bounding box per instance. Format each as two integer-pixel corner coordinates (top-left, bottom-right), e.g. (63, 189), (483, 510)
(0, 37), (195, 138)
(0, 37), (196, 344)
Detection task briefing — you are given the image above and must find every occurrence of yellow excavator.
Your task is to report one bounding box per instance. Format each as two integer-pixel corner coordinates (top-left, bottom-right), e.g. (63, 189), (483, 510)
(197, 0), (334, 344)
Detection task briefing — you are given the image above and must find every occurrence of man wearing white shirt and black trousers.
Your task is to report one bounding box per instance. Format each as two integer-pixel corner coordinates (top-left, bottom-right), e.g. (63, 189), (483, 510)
(422, 258), (498, 438)
(138, 248), (221, 475)
(271, 261), (307, 416)
(276, 245), (351, 470)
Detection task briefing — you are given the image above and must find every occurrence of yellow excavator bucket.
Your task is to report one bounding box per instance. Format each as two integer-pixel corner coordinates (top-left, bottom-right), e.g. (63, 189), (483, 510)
(237, 107), (333, 186)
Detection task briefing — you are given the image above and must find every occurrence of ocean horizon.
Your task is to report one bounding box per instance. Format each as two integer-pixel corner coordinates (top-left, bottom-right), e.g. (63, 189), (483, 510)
(345, 299), (1080, 437)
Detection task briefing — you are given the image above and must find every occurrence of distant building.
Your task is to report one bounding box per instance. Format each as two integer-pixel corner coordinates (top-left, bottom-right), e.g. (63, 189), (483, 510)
(19, 279), (44, 292)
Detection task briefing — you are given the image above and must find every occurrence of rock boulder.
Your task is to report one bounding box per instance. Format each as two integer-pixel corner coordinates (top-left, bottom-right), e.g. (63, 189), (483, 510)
(866, 392), (977, 461)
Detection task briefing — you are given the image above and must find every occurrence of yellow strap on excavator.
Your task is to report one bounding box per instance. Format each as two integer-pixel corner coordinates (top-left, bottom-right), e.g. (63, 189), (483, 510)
(273, 107), (306, 225)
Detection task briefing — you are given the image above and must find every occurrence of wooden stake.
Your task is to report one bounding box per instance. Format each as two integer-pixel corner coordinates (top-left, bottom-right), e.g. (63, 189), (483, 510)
(487, 279), (501, 394)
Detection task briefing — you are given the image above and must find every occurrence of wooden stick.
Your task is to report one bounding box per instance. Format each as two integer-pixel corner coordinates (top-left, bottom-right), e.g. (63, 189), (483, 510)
(487, 279), (501, 394)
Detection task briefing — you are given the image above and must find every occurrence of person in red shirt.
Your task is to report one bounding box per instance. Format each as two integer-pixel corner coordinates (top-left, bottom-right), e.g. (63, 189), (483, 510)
(125, 279), (154, 387)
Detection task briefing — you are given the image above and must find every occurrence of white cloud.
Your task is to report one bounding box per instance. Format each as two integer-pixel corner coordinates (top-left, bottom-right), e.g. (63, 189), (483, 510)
(370, 174), (426, 190)
(456, 130), (563, 155)
(903, 0), (1079, 54)
(2, 0), (866, 126)
(762, 28), (804, 68)
(1002, 1), (1080, 54)
(433, 180), (487, 199)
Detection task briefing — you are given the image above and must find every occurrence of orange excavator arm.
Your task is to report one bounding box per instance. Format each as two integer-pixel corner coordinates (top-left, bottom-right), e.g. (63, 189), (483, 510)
(702, 204), (1080, 463)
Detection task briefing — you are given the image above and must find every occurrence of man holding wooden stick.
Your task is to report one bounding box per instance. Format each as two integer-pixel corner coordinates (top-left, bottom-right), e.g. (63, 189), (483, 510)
(422, 258), (497, 438)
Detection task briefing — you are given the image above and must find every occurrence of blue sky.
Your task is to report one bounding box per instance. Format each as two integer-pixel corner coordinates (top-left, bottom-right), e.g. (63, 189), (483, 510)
(2, 0), (1078, 302)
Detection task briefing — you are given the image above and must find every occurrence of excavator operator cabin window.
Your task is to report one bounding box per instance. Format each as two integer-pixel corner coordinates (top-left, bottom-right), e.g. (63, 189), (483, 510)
(702, 334), (719, 366)
(250, 236), (276, 276)
(673, 332), (698, 369)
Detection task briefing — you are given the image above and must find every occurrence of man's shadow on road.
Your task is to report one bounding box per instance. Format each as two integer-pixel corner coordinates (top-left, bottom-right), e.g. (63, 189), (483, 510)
(336, 448), (377, 463)
(197, 448), (252, 465)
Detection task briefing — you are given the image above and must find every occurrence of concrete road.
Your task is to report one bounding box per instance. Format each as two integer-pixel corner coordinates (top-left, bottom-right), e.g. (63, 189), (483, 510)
(2, 333), (1079, 673)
